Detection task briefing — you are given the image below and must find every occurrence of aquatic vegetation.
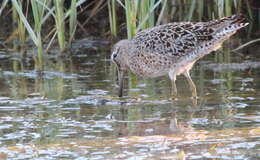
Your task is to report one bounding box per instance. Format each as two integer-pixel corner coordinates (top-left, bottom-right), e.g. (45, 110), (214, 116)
(111, 0), (163, 39)
(108, 0), (117, 37)
(69, 0), (77, 44)
(0, 1), (259, 159)
(109, 0), (256, 39)
(2, 1), (257, 47)
(54, 0), (66, 52)
(0, 0), (258, 65)
(4, 1), (87, 57)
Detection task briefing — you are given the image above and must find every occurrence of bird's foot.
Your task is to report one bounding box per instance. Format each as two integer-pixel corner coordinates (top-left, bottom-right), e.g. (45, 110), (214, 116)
(190, 96), (198, 106)
(170, 96), (178, 101)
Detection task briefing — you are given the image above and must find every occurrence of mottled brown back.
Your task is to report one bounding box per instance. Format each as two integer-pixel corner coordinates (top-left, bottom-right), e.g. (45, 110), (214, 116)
(132, 14), (248, 63)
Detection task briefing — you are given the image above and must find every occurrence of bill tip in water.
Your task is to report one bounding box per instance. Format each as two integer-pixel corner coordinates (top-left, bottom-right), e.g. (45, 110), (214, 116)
(118, 89), (123, 97)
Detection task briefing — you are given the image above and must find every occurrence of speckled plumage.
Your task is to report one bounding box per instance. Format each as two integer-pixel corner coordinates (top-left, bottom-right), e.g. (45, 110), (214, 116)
(111, 14), (248, 97)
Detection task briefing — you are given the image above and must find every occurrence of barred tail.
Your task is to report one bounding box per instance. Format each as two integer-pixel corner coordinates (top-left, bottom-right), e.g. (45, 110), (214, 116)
(196, 14), (249, 58)
(225, 14), (249, 32)
(209, 14), (248, 40)
(208, 14), (249, 32)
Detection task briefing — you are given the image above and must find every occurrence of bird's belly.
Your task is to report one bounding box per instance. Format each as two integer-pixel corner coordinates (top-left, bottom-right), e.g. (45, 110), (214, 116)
(171, 59), (197, 76)
(129, 62), (169, 77)
(131, 67), (169, 77)
(129, 55), (171, 77)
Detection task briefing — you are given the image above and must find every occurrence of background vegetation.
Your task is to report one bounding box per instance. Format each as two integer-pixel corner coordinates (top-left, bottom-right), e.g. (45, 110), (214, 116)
(0, 0), (259, 69)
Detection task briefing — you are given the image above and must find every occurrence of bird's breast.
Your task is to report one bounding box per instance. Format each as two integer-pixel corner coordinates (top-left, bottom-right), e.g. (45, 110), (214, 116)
(128, 53), (171, 78)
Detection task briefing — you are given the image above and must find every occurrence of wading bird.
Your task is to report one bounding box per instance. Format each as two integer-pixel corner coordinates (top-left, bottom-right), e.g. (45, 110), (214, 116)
(111, 14), (248, 98)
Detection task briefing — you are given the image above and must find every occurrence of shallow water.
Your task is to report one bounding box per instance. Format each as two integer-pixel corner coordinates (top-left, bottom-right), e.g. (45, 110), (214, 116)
(0, 36), (260, 159)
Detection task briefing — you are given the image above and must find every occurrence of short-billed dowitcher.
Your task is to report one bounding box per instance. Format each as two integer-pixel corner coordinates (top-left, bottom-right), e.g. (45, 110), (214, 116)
(111, 14), (248, 98)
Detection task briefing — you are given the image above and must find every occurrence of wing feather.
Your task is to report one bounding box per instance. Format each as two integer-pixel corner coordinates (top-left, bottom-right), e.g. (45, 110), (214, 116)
(132, 22), (214, 61)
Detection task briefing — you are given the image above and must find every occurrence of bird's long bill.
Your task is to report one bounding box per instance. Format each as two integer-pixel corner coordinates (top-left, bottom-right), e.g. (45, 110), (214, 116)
(118, 70), (125, 97)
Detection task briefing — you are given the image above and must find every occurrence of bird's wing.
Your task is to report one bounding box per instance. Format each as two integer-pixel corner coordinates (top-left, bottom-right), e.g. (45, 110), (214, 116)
(132, 22), (215, 62)
(132, 14), (247, 62)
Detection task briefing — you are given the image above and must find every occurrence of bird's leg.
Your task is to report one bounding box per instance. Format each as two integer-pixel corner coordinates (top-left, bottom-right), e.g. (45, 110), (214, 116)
(118, 70), (125, 97)
(169, 113), (178, 132)
(183, 71), (197, 99)
(169, 71), (178, 100)
(171, 79), (177, 98)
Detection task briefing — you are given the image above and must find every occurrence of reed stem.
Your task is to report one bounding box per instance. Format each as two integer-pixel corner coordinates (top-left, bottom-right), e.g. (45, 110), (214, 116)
(54, 0), (66, 52)
(108, 0), (117, 37)
(69, 0), (77, 44)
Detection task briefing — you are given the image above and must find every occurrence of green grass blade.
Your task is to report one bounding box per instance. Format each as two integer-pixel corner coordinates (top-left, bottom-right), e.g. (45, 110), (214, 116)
(0, 0), (8, 16)
(108, 0), (117, 37)
(11, 0), (38, 46)
(54, 0), (65, 51)
(156, 0), (168, 25)
(125, 0), (137, 39)
(137, 0), (162, 32)
(225, 0), (232, 16)
(65, 0), (87, 18)
(34, 0), (54, 25)
(187, 0), (196, 21)
(69, 0), (77, 43)
(216, 0), (224, 17)
(246, 1), (253, 20)
(198, 0), (204, 20)
(148, 0), (155, 27)
(31, 0), (41, 30)
(116, 0), (125, 9)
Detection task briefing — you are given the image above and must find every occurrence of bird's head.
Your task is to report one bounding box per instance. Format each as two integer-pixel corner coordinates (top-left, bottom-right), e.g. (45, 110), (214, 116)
(111, 39), (133, 72)
(111, 39), (134, 97)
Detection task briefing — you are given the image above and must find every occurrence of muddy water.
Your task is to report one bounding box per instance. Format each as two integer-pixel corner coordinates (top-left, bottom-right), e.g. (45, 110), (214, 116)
(0, 37), (259, 159)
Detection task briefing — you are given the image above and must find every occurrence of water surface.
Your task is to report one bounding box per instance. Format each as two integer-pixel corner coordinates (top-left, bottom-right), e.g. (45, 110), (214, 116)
(0, 36), (259, 159)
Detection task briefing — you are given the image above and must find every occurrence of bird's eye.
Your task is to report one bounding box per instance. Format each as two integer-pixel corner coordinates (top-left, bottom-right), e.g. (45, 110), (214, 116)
(111, 50), (118, 61)
(113, 53), (117, 58)
(112, 47), (120, 60)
